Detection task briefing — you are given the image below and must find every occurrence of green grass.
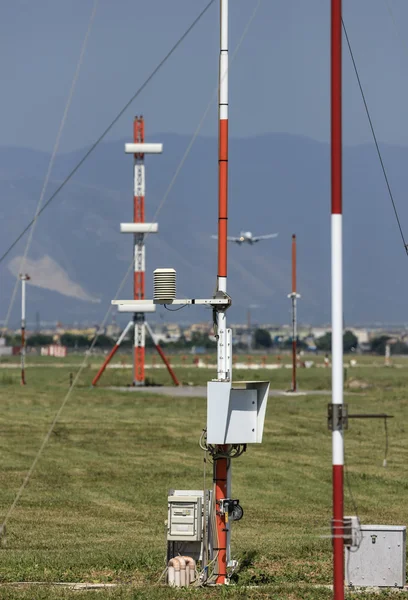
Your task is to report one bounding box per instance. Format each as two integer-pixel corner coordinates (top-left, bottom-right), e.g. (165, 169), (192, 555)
(0, 362), (407, 598)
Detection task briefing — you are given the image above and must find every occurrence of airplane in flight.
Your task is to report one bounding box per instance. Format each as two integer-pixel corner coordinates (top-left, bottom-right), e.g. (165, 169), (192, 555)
(211, 230), (279, 245)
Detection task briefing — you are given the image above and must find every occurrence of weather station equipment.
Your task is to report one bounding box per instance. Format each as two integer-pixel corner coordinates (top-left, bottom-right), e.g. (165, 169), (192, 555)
(113, 0), (269, 586)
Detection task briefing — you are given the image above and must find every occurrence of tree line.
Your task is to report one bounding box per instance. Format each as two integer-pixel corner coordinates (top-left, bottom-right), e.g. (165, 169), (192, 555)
(3, 330), (406, 354)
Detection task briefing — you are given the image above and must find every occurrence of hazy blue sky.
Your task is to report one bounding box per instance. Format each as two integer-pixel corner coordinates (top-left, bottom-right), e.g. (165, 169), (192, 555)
(1, 0), (408, 152)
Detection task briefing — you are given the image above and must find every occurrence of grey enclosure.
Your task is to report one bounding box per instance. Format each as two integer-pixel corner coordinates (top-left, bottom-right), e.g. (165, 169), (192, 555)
(345, 525), (406, 588)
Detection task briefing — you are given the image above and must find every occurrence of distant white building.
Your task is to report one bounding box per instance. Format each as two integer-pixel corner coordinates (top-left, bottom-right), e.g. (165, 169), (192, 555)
(349, 328), (369, 345)
(310, 327), (330, 339)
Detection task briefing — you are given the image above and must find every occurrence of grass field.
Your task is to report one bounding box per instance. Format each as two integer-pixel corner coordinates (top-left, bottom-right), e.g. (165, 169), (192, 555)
(0, 357), (408, 599)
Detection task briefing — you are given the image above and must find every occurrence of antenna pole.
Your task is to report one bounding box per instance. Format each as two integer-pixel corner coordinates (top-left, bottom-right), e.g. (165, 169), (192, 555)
(133, 116), (146, 386)
(214, 0), (230, 585)
(290, 234), (298, 392)
(331, 1), (344, 598)
(20, 274), (29, 385)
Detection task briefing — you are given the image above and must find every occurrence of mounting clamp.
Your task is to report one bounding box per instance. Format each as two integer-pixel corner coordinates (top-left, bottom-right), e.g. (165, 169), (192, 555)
(328, 403), (348, 431)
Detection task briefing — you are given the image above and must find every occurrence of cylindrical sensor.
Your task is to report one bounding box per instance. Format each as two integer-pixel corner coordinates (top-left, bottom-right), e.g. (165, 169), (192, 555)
(153, 268), (176, 302)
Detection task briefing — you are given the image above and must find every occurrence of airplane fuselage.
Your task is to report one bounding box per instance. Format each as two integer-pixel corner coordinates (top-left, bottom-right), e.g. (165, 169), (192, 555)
(237, 231), (254, 245)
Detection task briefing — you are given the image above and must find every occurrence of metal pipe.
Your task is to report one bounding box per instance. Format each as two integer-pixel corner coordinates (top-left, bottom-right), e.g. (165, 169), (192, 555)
(331, 1), (344, 598)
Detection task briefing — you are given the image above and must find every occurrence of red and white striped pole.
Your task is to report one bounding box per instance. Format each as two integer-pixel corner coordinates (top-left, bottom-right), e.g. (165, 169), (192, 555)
(289, 234), (298, 393)
(20, 274), (30, 386)
(214, 0), (230, 585)
(133, 116), (146, 386)
(331, 1), (344, 598)
(91, 320), (133, 387)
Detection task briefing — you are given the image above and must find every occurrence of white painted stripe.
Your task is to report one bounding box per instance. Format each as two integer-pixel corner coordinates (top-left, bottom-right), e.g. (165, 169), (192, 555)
(332, 430), (344, 466)
(21, 280), (26, 321)
(219, 53), (228, 107)
(219, 106), (228, 120)
(135, 323), (145, 348)
(331, 214), (343, 406)
(218, 276), (227, 293)
(134, 164), (145, 197)
(134, 244), (145, 272)
(220, 0), (228, 48)
(217, 311), (227, 380)
(331, 213), (344, 466)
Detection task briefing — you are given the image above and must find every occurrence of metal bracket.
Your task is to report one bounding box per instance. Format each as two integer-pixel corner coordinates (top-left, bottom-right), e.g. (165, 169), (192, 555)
(328, 407), (393, 431)
(348, 413), (393, 421)
(328, 403), (348, 431)
(331, 515), (361, 547)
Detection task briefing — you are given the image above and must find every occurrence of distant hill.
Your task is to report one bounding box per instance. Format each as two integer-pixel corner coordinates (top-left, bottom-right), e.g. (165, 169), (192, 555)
(1, 133), (408, 328)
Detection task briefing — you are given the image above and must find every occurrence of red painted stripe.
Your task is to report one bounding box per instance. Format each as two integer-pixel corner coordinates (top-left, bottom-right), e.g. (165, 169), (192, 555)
(134, 195), (145, 223)
(214, 455), (228, 584)
(134, 272), (145, 300)
(331, 0), (342, 215)
(218, 119), (228, 278)
(134, 346), (145, 383)
(333, 463), (344, 599)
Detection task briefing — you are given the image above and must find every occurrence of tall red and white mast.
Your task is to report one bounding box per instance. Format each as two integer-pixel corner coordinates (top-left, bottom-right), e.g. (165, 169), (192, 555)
(214, 0), (230, 585)
(93, 119), (180, 388)
(133, 117), (146, 386)
(331, 1), (344, 598)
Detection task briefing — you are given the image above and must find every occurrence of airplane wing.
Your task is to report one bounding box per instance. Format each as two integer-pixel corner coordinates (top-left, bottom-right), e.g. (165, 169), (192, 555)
(252, 233), (279, 242)
(211, 235), (241, 242)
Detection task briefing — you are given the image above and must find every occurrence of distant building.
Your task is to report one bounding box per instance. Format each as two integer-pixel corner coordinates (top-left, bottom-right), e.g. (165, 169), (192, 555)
(41, 345), (67, 357)
(310, 327), (330, 339)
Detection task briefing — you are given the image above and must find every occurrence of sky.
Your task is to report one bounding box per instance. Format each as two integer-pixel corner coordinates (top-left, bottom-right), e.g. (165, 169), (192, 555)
(1, 0), (408, 153)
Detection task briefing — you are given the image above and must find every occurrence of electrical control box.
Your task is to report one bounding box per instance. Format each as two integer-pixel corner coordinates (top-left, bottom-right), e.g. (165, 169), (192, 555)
(345, 525), (406, 588)
(167, 495), (202, 542)
(166, 490), (212, 565)
(207, 380), (269, 444)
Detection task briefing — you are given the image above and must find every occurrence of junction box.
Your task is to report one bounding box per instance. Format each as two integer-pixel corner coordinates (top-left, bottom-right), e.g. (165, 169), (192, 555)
(166, 490), (212, 564)
(345, 524), (406, 588)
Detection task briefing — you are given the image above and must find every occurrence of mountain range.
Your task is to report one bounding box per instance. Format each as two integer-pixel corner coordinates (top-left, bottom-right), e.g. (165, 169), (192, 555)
(1, 132), (408, 329)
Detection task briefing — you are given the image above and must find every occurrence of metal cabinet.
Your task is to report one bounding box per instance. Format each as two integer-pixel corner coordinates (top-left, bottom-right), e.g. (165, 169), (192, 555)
(345, 525), (406, 588)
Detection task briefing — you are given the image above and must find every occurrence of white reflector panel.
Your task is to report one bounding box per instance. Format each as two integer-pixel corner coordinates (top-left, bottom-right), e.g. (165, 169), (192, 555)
(120, 223), (158, 234)
(125, 143), (163, 154)
(117, 303), (156, 313)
